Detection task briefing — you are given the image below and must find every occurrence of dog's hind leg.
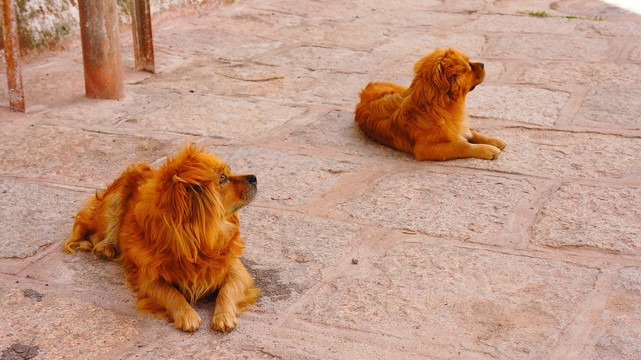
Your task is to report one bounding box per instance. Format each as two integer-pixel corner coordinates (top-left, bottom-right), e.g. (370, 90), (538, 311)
(63, 202), (100, 254)
(90, 193), (123, 259)
(63, 193), (122, 259)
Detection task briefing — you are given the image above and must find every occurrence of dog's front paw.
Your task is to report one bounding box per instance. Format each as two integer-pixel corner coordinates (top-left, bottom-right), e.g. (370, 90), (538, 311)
(173, 308), (202, 332)
(212, 312), (238, 333)
(490, 137), (507, 150)
(477, 144), (501, 160)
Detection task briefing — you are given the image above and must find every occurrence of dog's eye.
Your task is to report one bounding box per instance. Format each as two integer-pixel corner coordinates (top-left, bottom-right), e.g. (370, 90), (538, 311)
(219, 174), (228, 185)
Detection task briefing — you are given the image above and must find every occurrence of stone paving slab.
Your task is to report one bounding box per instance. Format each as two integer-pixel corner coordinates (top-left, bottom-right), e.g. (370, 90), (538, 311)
(627, 40), (641, 60)
(37, 85), (175, 128)
(240, 206), (361, 311)
(459, 14), (583, 34)
(159, 28), (284, 61)
(259, 18), (390, 51)
(441, 126), (641, 180)
(258, 45), (392, 73)
(119, 94), (307, 140)
(299, 238), (598, 359)
(139, 57), (374, 107)
(335, 171), (537, 242)
(0, 125), (180, 188)
(466, 85), (570, 126)
(491, 33), (613, 60)
(285, 109), (413, 160)
(210, 145), (360, 206)
(138, 58), (310, 100)
(19, 250), (134, 312)
(1, 0), (640, 358)
(595, 267), (641, 359)
(373, 31), (487, 58)
(518, 61), (641, 88)
(533, 183), (641, 254)
(0, 281), (137, 359)
(576, 88), (641, 128)
(0, 181), (83, 259)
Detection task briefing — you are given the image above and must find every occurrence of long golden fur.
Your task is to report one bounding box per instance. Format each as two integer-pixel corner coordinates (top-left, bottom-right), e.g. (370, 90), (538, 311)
(355, 48), (506, 161)
(63, 144), (259, 333)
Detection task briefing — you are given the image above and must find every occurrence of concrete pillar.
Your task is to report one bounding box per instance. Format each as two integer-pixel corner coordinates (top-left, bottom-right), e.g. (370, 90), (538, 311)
(77, 0), (125, 99)
(131, 0), (155, 73)
(2, 0), (25, 112)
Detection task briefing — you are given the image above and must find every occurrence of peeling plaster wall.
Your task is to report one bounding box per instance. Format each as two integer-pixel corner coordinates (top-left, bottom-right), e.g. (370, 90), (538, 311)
(0, 0), (224, 54)
(1, 0), (78, 51)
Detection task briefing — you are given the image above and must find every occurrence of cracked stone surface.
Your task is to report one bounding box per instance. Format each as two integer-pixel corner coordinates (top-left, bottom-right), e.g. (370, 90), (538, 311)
(466, 85), (570, 126)
(209, 145), (360, 206)
(1, 0), (640, 358)
(300, 240), (598, 359)
(0, 283), (137, 360)
(533, 184), (641, 254)
(593, 267), (641, 359)
(336, 171), (537, 241)
(577, 88), (641, 128)
(441, 126), (641, 179)
(491, 34), (611, 60)
(0, 180), (84, 259)
(0, 126), (180, 188)
(240, 206), (360, 311)
(519, 61), (641, 88)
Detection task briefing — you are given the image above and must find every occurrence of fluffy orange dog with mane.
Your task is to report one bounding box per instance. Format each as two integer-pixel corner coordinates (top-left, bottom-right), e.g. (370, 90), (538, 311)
(355, 48), (506, 160)
(64, 144), (259, 333)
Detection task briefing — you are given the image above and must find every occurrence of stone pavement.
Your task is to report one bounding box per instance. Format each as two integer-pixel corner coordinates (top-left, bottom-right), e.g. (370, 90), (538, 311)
(1, 0), (641, 358)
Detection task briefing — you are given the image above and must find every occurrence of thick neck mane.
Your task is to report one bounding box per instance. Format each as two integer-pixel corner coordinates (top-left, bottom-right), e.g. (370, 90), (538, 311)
(407, 77), (463, 112)
(156, 214), (246, 304)
(162, 212), (243, 265)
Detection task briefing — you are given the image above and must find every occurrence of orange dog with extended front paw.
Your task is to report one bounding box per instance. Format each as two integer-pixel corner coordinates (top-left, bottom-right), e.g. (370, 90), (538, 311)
(355, 48), (506, 161)
(64, 144), (259, 333)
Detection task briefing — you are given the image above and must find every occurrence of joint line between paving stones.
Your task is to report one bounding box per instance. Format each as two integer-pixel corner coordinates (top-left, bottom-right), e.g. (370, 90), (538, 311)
(0, 175), (97, 193)
(549, 267), (619, 360)
(502, 124), (641, 139)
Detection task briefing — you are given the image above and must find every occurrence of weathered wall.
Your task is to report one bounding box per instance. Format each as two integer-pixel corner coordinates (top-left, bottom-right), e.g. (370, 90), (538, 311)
(0, 0), (224, 54)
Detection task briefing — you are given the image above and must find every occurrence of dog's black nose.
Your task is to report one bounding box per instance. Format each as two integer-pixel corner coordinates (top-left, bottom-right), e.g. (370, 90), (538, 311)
(480, 63), (484, 69)
(246, 174), (257, 184)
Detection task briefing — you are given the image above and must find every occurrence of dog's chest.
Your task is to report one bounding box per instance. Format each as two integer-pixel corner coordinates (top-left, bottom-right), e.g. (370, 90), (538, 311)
(170, 258), (230, 303)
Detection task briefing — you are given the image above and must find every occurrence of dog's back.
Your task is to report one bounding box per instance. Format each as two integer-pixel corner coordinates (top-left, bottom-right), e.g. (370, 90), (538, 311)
(63, 163), (154, 259)
(357, 82), (407, 106)
(355, 82), (411, 151)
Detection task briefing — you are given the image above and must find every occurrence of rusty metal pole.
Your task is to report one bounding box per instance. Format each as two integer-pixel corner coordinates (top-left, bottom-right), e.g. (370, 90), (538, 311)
(2, 0), (26, 112)
(77, 0), (125, 99)
(130, 0), (155, 73)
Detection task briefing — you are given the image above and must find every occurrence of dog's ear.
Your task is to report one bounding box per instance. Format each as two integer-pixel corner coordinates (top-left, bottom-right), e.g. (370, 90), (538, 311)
(156, 145), (205, 218)
(437, 49), (470, 100)
(433, 61), (452, 91)
(165, 144), (210, 187)
(438, 49), (462, 90)
(414, 48), (456, 92)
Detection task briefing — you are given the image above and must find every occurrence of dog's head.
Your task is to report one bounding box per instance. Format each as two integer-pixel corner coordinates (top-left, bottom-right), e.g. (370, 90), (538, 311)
(412, 48), (485, 101)
(147, 144), (257, 261)
(158, 144), (257, 221)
